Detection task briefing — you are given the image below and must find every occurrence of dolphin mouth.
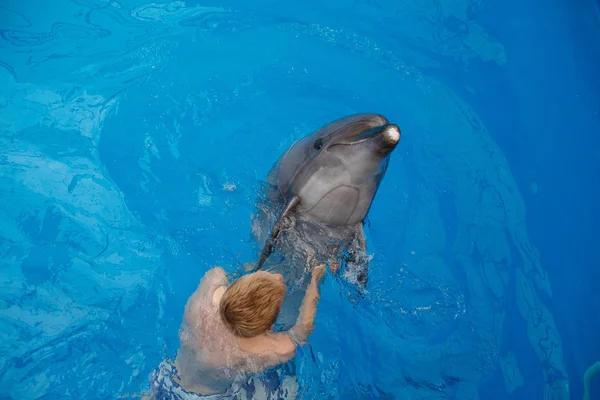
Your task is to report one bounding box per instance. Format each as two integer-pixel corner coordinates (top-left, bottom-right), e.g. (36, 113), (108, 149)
(332, 123), (401, 148)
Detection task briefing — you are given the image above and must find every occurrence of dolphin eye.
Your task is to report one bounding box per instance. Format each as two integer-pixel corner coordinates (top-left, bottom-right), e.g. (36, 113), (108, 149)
(313, 138), (323, 150)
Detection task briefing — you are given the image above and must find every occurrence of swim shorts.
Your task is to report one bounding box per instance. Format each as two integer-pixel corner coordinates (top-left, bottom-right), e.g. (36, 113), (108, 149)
(149, 360), (298, 400)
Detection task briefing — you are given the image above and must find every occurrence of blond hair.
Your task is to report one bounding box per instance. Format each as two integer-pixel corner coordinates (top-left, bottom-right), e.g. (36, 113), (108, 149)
(219, 274), (286, 338)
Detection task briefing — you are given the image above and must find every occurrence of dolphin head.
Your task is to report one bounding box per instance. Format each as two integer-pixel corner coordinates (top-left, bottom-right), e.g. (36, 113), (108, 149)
(276, 113), (400, 226)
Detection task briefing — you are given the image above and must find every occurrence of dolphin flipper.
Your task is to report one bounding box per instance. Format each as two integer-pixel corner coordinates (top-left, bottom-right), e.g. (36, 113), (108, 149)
(255, 196), (300, 270)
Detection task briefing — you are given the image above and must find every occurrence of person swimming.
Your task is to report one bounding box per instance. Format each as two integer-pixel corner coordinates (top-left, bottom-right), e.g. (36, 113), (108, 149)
(139, 260), (326, 399)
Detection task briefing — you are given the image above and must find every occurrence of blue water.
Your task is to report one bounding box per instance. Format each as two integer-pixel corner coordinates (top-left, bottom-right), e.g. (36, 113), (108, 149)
(1, 1), (599, 399)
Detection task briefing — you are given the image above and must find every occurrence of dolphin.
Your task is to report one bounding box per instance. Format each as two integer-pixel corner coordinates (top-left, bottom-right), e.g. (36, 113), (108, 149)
(251, 113), (401, 289)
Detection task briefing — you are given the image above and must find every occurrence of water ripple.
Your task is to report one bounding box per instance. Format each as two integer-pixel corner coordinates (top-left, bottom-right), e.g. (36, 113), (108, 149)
(0, 1), (569, 399)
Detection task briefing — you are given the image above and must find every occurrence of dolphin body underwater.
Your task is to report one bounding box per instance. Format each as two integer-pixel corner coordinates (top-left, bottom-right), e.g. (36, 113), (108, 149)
(250, 114), (401, 304)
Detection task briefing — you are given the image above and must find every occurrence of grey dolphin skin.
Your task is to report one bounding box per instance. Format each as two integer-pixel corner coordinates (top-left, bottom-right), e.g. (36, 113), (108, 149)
(253, 113), (400, 288)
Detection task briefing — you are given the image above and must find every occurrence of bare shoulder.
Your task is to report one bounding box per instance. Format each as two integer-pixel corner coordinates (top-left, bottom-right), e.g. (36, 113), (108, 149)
(269, 332), (297, 359)
(206, 266), (227, 279)
(185, 267), (227, 314)
(200, 267), (228, 287)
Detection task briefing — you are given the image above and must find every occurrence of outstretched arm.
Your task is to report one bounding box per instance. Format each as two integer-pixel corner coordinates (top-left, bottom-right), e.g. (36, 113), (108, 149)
(287, 263), (326, 344)
(264, 263), (326, 367)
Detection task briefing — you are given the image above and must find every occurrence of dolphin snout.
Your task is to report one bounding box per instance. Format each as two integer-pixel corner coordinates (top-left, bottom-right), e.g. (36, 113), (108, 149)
(382, 124), (401, 146)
